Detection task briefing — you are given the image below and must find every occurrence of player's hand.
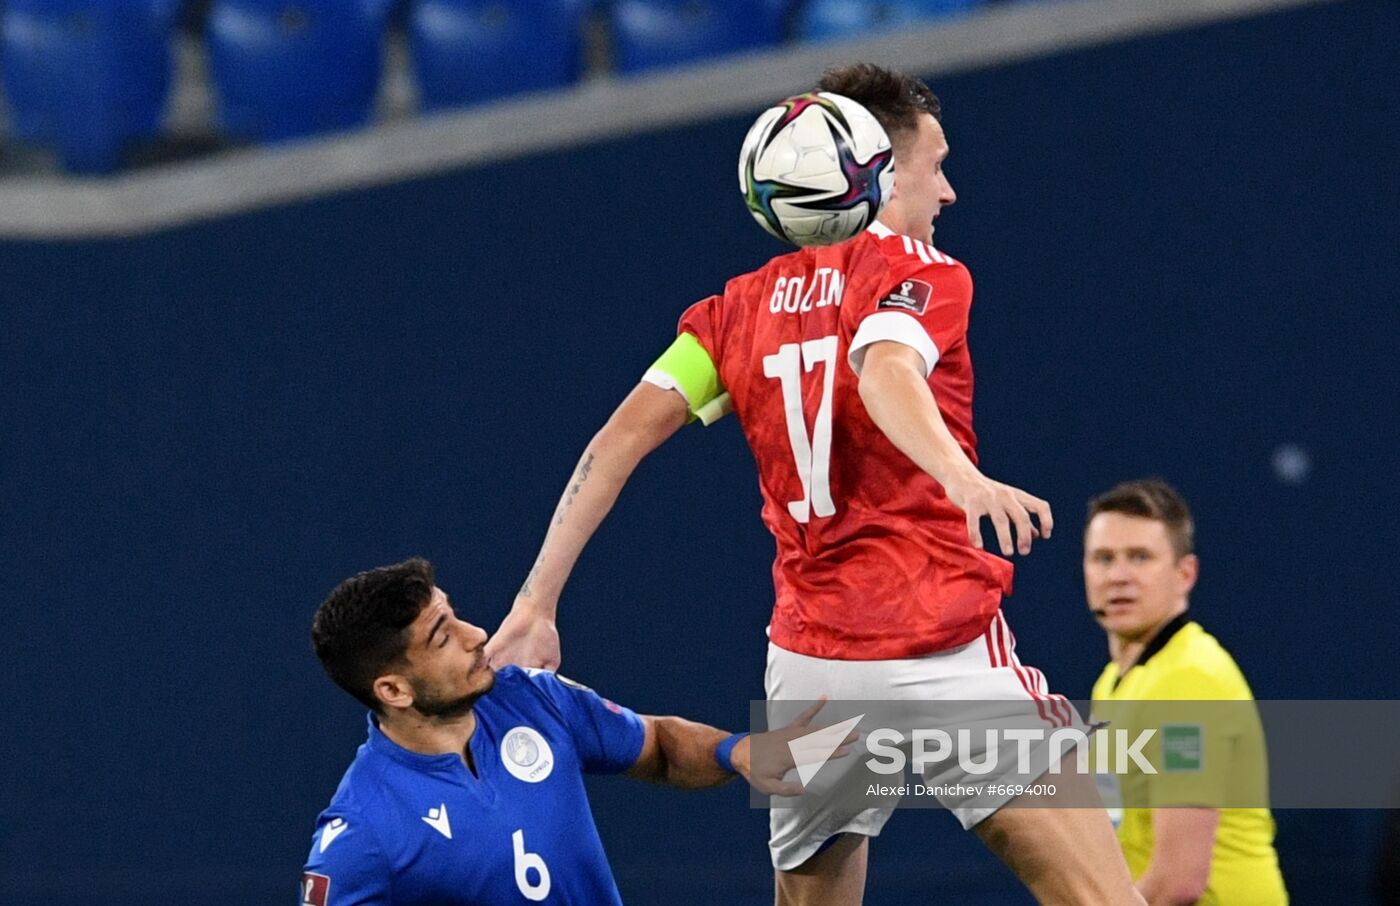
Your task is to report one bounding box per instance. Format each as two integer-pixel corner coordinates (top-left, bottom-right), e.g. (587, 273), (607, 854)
(485, 600), (562, 670)
(942, 470), (1054, 557)
(732, 697), (859, 797)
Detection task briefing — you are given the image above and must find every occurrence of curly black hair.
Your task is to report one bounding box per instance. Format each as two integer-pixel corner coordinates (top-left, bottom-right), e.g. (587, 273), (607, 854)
(311, 557), (435, 710)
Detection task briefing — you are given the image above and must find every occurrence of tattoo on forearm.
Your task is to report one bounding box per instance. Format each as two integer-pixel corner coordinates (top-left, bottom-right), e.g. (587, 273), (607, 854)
(519, 453), (596, 599)
(519, 561), (540, 598)
(555, 453), (594, 526)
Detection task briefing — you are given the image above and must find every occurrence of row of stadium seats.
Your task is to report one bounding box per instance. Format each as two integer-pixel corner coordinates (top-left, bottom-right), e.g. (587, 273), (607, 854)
(0, 0), (991, 173)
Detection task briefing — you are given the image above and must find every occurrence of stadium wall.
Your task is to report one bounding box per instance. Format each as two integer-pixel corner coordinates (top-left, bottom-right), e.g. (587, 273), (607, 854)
(1, 1), (1395, 903)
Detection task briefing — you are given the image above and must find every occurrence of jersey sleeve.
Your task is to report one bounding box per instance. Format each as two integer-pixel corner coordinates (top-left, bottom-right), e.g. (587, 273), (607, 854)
(676, 293), (721, 361)
(301, 810), (390, 905)
(524, 669), (647, 775)
(847, 265), (969, 379)
(1141, 668), (1248, 809)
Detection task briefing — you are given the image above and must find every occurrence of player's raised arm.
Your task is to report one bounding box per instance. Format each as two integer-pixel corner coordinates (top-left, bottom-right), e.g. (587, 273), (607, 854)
(490, 317), (730, 670)
(486, 381), (689, 669)
(856, 340), (1053, 556)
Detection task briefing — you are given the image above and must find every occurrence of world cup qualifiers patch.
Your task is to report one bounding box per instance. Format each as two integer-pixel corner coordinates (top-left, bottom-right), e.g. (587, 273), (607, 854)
(300, 872), (330, 906)
(877, 279), (933, 315)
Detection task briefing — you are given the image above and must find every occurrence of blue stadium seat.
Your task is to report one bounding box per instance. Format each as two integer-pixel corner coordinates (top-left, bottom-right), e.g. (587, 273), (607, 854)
(798, 0), (981, 42)
(409, 0), (590, 111)
(207, 0), (395, 143)
(0, 0), (179, 173)
(611, 0), (790, 75)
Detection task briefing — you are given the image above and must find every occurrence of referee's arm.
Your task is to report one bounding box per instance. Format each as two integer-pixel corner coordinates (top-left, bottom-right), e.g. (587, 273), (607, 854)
(1135, 808), (1220, 905)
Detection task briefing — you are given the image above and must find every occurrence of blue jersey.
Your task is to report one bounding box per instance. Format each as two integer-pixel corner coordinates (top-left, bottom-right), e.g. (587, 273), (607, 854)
(301, 666), (646, 905)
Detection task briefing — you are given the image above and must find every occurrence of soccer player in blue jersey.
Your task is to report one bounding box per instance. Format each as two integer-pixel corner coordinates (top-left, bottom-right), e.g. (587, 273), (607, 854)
(301, 557), (828, 906)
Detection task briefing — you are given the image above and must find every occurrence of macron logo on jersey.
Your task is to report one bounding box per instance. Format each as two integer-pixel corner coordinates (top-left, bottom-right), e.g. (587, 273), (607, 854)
(422, 803), (452, 839)
(878, 279), (933, 316)
(319, 817), (348, 853)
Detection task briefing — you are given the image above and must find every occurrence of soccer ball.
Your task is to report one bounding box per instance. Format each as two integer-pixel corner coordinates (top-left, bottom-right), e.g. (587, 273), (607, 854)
(738, 92), (895, 247)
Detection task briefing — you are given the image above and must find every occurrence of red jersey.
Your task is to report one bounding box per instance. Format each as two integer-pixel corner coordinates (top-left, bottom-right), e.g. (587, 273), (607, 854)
(677, 222), (1013, 660)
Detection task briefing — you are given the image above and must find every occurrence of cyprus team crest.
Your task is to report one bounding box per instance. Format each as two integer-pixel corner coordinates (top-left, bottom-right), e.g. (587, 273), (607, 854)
(501, 726), (554, 783)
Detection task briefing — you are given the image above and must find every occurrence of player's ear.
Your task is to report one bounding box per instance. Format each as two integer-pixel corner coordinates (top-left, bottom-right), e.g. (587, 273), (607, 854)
(1176, 553), (1199, 596)
(372, 672), (415, 711)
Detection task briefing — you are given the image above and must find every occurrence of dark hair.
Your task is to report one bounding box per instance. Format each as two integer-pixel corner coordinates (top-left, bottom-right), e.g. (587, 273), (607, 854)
(311, 557), (435, 710)
(1086, 479), (1195, 559)
(817, 63), (942, 143)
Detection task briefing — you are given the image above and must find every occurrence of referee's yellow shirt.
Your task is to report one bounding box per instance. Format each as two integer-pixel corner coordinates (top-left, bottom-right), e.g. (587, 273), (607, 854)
(1091, 614), (1287, 905)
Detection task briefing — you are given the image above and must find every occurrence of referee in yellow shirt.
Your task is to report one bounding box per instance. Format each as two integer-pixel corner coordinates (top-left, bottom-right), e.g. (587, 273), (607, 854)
(1084, 478), (1287, 905)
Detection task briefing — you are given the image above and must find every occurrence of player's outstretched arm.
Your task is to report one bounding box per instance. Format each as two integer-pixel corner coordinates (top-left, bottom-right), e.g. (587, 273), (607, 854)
(857, 340), (1053, 556)
(626, 700), (855, 796)
(486, 382), (689, 670)
(624, 716), (734, 789)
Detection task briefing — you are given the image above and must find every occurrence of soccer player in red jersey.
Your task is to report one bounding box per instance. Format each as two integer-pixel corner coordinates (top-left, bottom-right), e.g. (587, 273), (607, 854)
(488, 64), (1142, 904)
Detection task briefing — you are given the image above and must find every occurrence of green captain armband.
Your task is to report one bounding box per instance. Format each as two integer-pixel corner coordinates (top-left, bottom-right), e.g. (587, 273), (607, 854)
(643, 332), (731, 425)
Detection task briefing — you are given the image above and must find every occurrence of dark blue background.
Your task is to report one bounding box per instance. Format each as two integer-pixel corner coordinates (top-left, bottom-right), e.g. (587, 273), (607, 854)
(2, 1), (1396, 902)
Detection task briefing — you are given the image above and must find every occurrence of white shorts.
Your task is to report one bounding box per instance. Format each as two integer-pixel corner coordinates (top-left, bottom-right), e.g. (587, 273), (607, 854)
(764, 610), (1082, 872)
